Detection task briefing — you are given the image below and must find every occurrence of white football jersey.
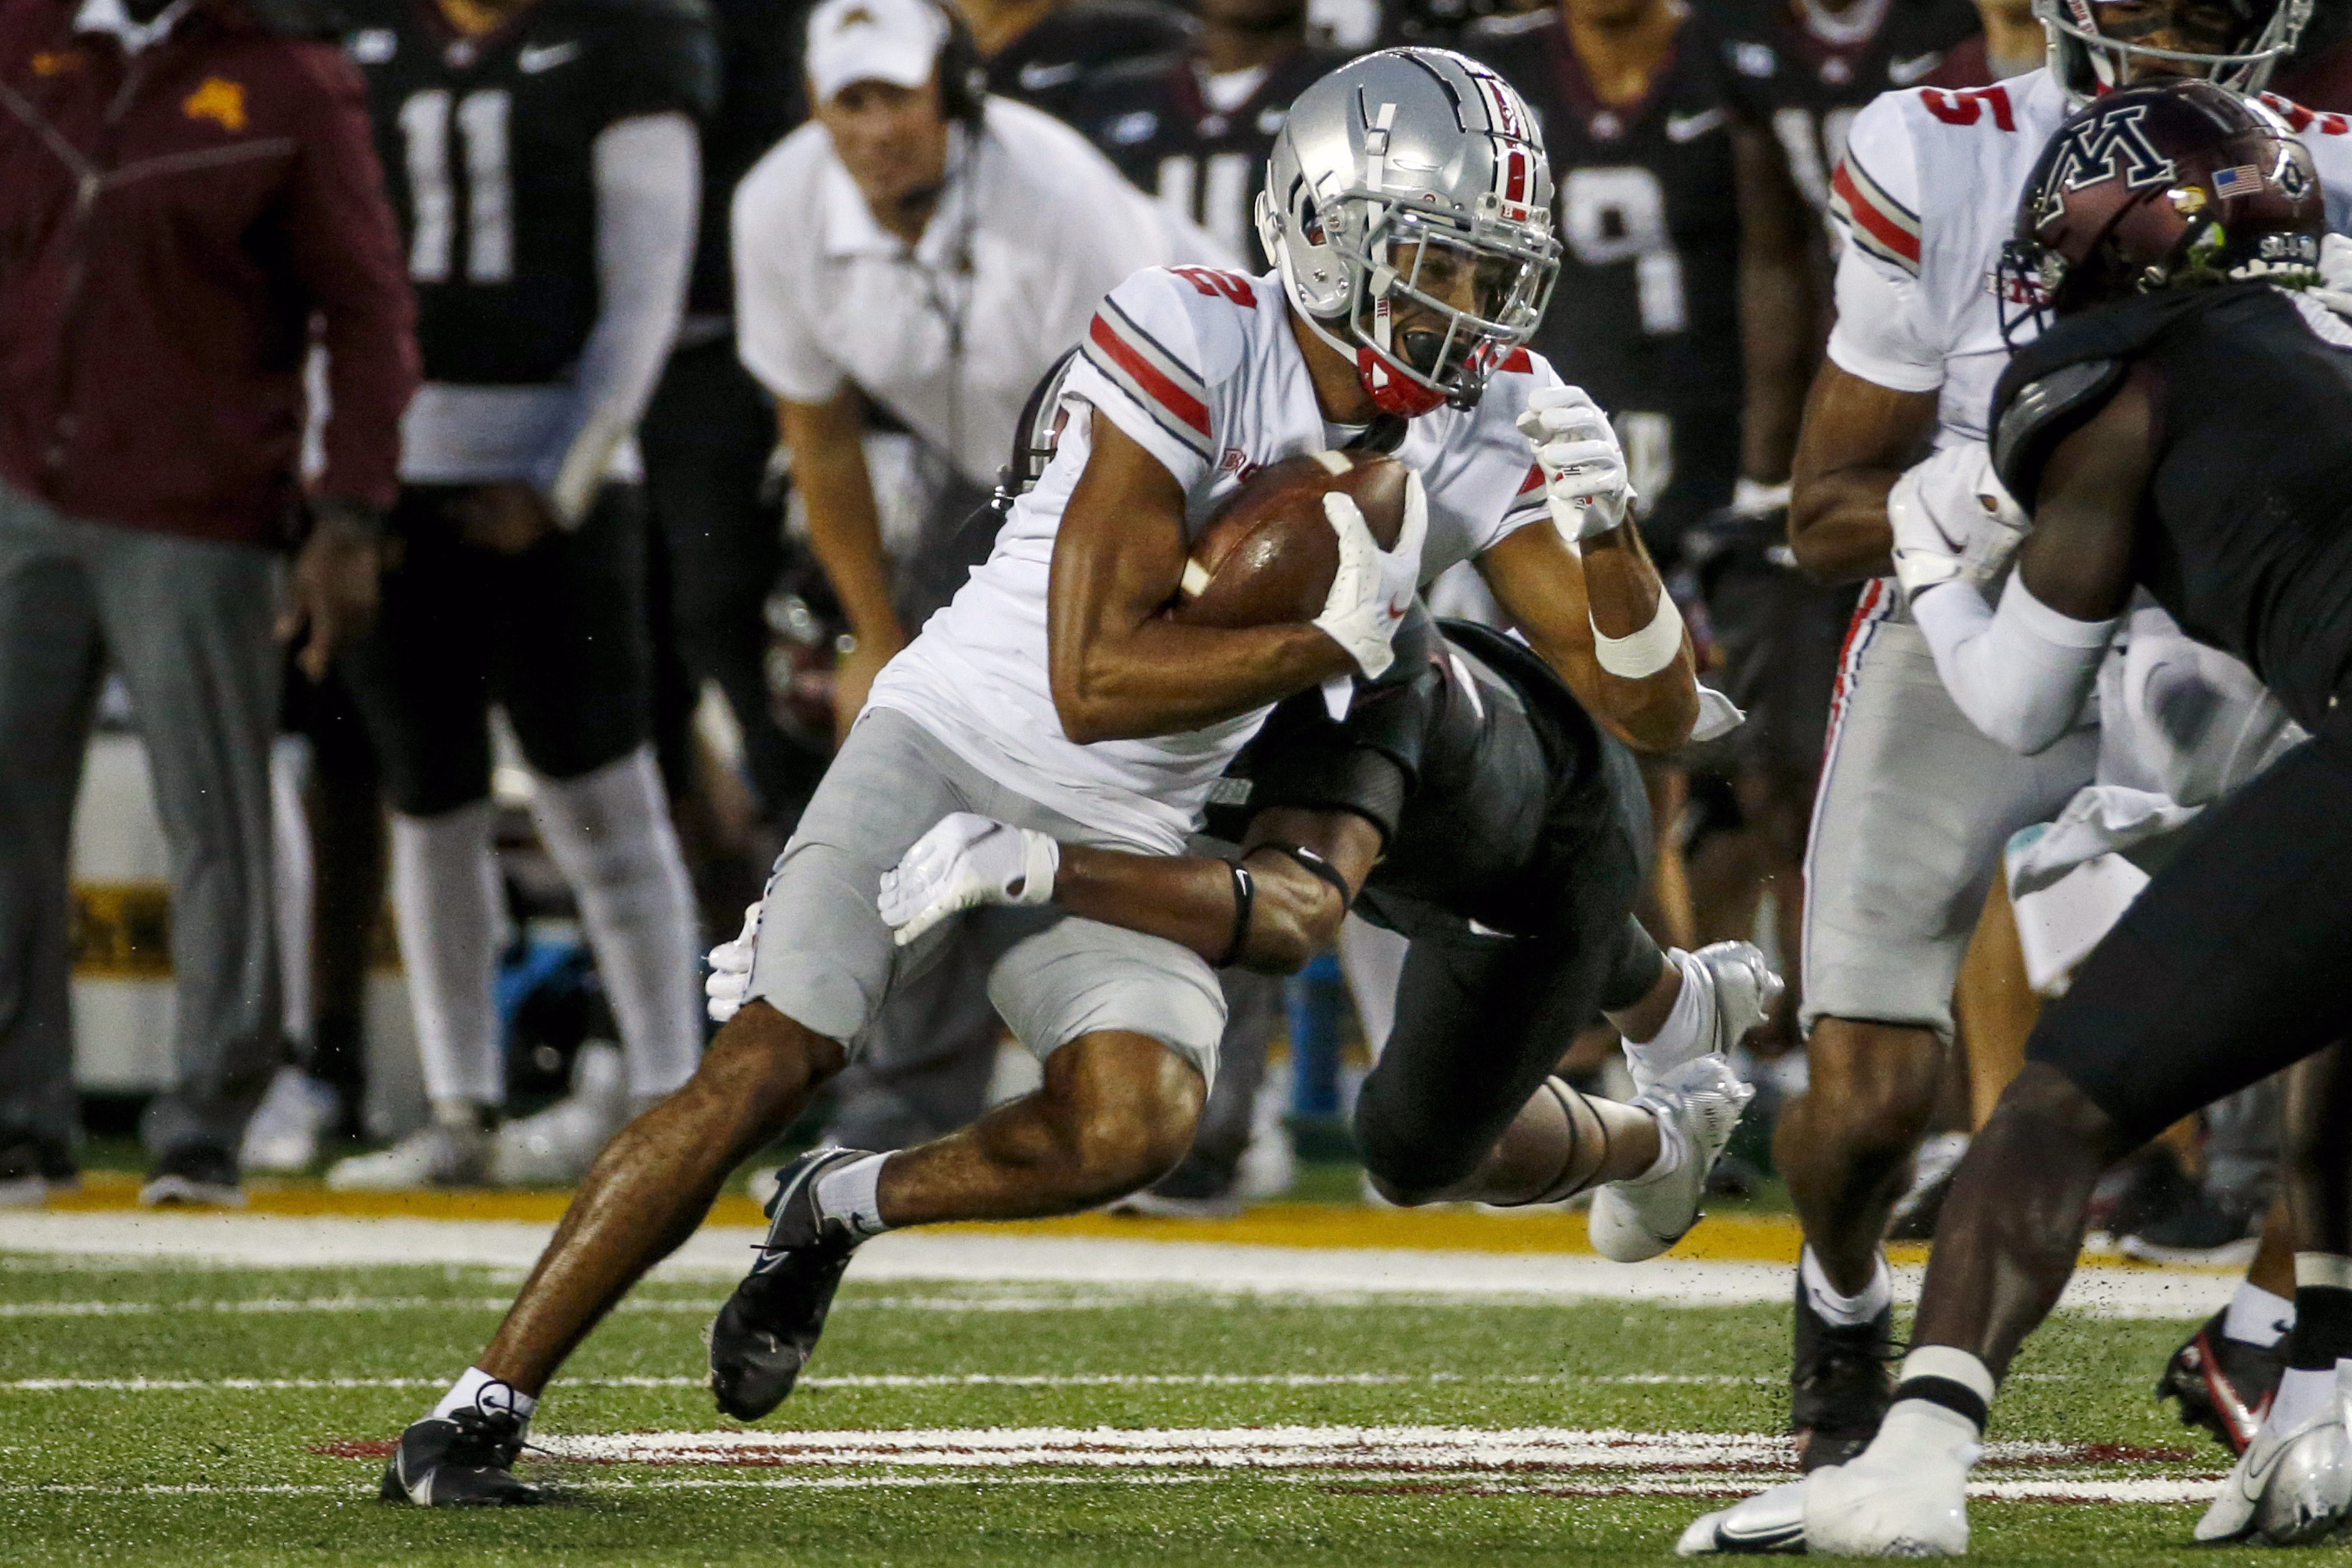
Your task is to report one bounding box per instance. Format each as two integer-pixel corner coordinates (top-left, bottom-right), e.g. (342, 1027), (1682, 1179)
(1824, 69), (2352, 446)
(869, 263), (1557, 853)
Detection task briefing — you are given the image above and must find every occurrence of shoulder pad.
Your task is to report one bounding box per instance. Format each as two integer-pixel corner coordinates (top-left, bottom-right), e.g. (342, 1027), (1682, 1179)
(1990, 358), (2123, 506)
(1831, 92), (1928, 274)
(1095, 265), (1254, 380)
(2260, 93), (2352, 140)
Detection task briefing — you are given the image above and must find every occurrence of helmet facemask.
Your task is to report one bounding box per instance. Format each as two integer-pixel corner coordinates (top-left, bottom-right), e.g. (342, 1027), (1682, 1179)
(2036, 0), (2313, 99)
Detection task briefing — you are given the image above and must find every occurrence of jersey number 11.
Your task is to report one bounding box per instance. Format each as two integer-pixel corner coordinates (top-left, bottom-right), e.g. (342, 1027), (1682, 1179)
(398, 88), (515, 285)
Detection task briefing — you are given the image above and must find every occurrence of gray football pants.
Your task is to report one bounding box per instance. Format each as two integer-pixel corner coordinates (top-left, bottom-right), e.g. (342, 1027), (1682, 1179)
(0, 479), (282, 1160)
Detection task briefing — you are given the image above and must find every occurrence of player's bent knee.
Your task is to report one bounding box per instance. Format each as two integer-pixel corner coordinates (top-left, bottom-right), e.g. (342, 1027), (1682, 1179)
(1044, 1033), (1206, 1191)
(1801, 1018), (1948, 1144)
(693, 999), (847, 1126)
(1350, 1094), (1478, 1205)
(1977, 1062), (2131, 1169)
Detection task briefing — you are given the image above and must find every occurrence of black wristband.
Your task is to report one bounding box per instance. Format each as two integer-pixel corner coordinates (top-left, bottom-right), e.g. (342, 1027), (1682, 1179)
(1218, 861), (1256, 968)
(1251, 842), (1354, 911)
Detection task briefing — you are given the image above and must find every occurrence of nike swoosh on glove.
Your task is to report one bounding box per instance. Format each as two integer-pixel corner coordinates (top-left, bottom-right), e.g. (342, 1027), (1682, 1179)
(1887, 441), (2028, 607)
(878, 812), (1060, 947)
(1516, 384), (1638, 542)
(1310, 471), (1427, 679)
(704, 900), (763, 1023)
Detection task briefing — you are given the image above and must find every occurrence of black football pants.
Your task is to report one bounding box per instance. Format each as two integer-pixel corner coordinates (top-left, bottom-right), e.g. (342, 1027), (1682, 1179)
(341, 484), (652, 819)
(1352, 743), (1664, 1198)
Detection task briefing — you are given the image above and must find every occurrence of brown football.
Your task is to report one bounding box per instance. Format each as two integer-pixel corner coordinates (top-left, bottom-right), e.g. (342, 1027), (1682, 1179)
(1168, 450), (1411, 629)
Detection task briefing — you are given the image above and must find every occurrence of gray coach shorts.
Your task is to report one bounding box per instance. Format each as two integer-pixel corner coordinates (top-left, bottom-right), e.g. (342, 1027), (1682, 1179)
(1801, 584), (2097, 1043)
(748, 708), (1227, 1083)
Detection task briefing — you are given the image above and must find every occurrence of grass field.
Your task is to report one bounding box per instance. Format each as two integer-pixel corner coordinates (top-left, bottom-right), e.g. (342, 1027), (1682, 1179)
(0, 1194), (2309, 1566)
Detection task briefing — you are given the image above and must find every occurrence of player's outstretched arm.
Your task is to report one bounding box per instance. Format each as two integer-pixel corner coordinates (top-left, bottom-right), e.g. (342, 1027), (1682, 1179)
(877, 806), (1379, 972)
(1477, 521), (1699, 754)
(1048, 414), (1364, 743)
(1787, 363), (1942, 583)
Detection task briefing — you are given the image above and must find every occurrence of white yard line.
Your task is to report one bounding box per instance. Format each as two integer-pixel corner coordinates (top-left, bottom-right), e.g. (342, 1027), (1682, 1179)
(0, 1212), (2235, 1319)
(0, 1371), (1773, 1393)
(503, 1425), (2155, 1474)
(0, 1470), (2227, 1503)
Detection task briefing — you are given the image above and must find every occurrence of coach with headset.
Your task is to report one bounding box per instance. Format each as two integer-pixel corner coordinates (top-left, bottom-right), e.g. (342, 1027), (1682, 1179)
(731, 0), (1230, 1149)
(735, 0), (1230, 733)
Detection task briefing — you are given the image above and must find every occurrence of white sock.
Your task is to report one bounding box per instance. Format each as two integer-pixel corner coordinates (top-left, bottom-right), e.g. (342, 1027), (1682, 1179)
(1623, 948), (1712, 1081)
(1634, 1096), (1689, 1183)
(2223, 1281), (2296, 1348)
(814, 1152), (892, 1239)
(391, 802), (505, 1107)
(1862, 1347), (1994, 1465)
(530, 748), (702, 1100)
(270, 736), (314, 1046)
(1801, 1246), (1892, 1327)
(2271, 1366), (2339, 1431)
(430, 1366), (537, 1426)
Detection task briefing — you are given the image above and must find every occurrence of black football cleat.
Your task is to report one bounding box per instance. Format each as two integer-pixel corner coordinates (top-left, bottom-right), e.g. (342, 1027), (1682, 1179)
(1791, 1276), (1899, 1473)
(378, 1403), (540, 1506)
(2156, 1311), (2286, 1455)
(709, 1147), (876, 1422)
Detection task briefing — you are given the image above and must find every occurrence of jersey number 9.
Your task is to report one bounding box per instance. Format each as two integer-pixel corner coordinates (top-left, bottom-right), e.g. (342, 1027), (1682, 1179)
(1561, 166), (1686, 336)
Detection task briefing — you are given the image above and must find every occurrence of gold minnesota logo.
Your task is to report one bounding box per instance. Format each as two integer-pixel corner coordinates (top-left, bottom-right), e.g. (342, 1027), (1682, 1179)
(182, 75), (246, 133)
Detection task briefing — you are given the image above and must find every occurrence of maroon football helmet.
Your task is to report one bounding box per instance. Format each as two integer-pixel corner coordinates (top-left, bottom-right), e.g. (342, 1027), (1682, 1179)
(1999, 79), (2324, 339)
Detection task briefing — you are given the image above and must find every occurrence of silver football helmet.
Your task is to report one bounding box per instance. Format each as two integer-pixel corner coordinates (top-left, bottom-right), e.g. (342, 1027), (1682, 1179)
(2037, 0), (2311, 99)
(1256, 48), (1560, 417)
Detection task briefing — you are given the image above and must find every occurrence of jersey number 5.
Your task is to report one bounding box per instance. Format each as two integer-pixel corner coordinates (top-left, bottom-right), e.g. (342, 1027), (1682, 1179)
(398, 88), (516, 285)
(1561, 167), (1685, 335)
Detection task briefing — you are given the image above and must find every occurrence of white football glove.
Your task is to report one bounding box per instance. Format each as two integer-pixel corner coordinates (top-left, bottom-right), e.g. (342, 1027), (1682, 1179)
(2311, 231), (2352, 318)
(704, 900), (762, 1024)
(1309, 471), (1427, 680)
(877, 812), (1060, 947)
(1516, 384), (1637, 542)
(1887, 441), (2029, 606)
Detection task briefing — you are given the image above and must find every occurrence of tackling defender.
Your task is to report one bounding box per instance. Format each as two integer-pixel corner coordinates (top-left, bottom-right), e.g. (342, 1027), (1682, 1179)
(690, 604), (1779, 1421)
(1765, 0), (2352, 1469)
(375, 48), (1702, 1506)
(1684, 80), (2352, 1554)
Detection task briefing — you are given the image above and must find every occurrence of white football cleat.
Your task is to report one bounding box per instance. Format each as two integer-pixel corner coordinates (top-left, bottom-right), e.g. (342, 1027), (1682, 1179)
(2196, 1377), (2352, 1545)
(239, 1068), (340, 1174)
(1679, 1448), (1971, 1556)
(491, 1042), (628, 1185)
(1677, 1478), (1809, 1555)
(326, 1119), (492, 1191)
(1589, 1053), (1754, 1263)
(1626, 942), (1783, 1091)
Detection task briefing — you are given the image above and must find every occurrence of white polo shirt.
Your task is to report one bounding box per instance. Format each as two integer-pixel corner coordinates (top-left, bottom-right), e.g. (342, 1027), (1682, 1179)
(734, 95), (1230, 490)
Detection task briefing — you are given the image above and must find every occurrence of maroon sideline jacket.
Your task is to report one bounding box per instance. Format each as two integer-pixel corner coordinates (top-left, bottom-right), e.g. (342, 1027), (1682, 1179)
(0, 0), (418, 547)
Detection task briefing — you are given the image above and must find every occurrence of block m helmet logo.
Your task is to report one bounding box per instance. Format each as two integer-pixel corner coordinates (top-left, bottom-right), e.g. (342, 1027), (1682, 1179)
(2052, 105), (2177, 193)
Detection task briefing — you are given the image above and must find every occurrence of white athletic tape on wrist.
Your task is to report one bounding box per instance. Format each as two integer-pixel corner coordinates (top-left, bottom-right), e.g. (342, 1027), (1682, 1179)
(1591, 592), (1684, 678)
(1018, 829), (1060, 905)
